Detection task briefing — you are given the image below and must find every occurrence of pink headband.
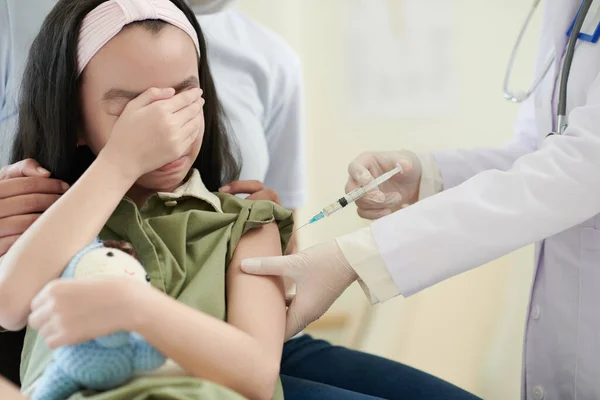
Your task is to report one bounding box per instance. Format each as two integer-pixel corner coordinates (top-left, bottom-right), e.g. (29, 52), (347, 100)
(77, 0), (200, 75)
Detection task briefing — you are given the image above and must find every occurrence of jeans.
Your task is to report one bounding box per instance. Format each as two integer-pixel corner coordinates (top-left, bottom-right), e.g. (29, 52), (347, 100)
(280, 335), (481, 400)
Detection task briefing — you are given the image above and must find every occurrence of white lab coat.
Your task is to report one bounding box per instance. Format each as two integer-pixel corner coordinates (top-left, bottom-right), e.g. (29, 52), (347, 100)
(369, 0), (600, 399)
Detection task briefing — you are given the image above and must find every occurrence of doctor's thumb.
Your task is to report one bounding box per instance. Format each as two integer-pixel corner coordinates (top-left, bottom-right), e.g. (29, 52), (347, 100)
(241, 256), (293, 278)
(347, 160), (374, 187)
(285, 302), (309, 340)
(396, 158), (416, 175)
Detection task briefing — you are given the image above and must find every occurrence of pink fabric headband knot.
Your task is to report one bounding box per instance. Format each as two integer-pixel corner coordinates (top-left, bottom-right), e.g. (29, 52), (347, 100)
(77, 0), (200, 75)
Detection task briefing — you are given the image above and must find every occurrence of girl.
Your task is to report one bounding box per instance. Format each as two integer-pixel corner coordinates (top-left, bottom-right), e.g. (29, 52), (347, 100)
(0, 0), (291, 399)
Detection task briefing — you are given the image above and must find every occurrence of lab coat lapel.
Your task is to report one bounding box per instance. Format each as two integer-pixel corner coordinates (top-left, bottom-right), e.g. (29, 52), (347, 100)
(551, 0), (587, 71)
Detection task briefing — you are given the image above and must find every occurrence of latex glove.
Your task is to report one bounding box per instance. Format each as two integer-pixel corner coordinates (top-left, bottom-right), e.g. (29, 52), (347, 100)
(346, 150), (422, 220)
(28, 278), (144, 349)
(242, 240), (357, 339)
(0, 159), (69, 256)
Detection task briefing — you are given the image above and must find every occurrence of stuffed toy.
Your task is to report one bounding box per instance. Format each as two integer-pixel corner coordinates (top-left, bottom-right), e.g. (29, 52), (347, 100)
(33, 240), (166, 400)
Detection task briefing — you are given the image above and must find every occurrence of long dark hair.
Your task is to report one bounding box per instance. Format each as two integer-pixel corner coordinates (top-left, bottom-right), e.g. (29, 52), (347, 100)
(10, 0), (240, 191)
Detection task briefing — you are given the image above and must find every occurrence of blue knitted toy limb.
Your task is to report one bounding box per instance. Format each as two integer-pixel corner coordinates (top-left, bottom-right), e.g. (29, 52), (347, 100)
(94, 331), (130, 349)
(130, 332), (166, 372)
(31, 361), (80, 400)
(54, 340), (134, 391)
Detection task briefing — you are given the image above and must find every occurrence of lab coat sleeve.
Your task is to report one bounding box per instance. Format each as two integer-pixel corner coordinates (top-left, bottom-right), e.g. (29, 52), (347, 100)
(369, 71), (600, 297)
(262, 51), (307, 210)
(432, 93), (539, 191)
(337, 227), (400, 304)
(416, 152), (444, 200)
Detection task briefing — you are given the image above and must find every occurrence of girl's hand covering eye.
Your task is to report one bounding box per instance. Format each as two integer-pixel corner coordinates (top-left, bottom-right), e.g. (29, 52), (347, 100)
(101, 87), (205, 181)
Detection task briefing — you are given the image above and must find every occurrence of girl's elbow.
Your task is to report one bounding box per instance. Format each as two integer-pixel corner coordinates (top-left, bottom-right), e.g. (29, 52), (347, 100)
(0, 272), (31, 331)
(0, 289), (28, 331)
(252, 360), (280, 400)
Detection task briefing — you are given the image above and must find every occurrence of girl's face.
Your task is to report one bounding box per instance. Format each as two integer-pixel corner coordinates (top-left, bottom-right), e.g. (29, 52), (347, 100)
(79, 23), (202, 193)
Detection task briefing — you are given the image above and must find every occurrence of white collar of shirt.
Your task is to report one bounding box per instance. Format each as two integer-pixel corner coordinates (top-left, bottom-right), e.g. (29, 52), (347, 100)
(157, 169), (223, 213)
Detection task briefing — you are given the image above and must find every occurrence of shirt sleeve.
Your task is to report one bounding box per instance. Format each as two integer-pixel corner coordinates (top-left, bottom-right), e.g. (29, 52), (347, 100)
(218, 193), (295, 260)
(261, 52), (307, 210)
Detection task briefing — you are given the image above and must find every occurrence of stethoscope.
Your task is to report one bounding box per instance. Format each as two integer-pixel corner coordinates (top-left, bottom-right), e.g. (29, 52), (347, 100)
(503, 0), (594, 136)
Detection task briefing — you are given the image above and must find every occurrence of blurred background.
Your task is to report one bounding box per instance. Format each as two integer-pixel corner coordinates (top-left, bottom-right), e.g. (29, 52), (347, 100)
(235, 1), (542, 399)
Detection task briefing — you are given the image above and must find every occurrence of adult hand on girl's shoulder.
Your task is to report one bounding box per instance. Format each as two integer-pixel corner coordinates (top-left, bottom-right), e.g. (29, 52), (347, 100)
(220, 180), (301, 256)
(219, 180), (299, 255)
(0, 159), (69, 257)
(28, 277), (147, 349)
(220, 180), (282, 204)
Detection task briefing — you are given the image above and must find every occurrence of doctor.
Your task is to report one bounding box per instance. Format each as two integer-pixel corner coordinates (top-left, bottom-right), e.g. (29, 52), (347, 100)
(242, 0), (600, 399)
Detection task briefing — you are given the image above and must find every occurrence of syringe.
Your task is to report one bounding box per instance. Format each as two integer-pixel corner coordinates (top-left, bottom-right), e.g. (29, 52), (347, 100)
(296, 164), (403, 231)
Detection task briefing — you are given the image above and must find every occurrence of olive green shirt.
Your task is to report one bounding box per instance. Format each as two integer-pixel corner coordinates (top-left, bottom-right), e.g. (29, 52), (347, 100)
(21, 169), (293, 400)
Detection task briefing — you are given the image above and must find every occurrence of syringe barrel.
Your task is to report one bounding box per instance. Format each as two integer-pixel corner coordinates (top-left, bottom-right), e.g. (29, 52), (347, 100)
(344, 187), (367, 203)
(322, 201), (343, 217)
(319, 166), (403, 220)
(321, 187), (366, 217)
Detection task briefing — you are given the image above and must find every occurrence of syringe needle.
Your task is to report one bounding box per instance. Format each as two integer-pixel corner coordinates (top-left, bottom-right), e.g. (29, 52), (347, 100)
(294, 222), (311, 233)
(293, 166), (403, 234)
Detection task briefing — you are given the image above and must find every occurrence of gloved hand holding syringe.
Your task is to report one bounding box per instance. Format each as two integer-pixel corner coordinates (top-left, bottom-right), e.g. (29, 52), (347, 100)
(296, 164), (404, 231)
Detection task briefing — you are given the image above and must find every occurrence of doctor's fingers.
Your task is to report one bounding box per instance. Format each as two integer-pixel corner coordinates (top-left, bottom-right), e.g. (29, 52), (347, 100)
(355, 191), (403, 210)
(241, 254), (304, 281)
(347, 160), (376, 187)
(357, 207), (392, 220)
(345, 176), (391, 200)
(285, 292), (296, 307)
(285, 299), (312, 340)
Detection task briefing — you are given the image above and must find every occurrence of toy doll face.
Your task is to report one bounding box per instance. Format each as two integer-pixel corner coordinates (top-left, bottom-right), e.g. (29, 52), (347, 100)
(73, 248), (150, 283)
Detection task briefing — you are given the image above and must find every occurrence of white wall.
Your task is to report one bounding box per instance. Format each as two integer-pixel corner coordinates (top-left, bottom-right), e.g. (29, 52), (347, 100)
(235, 1), (542, 398)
